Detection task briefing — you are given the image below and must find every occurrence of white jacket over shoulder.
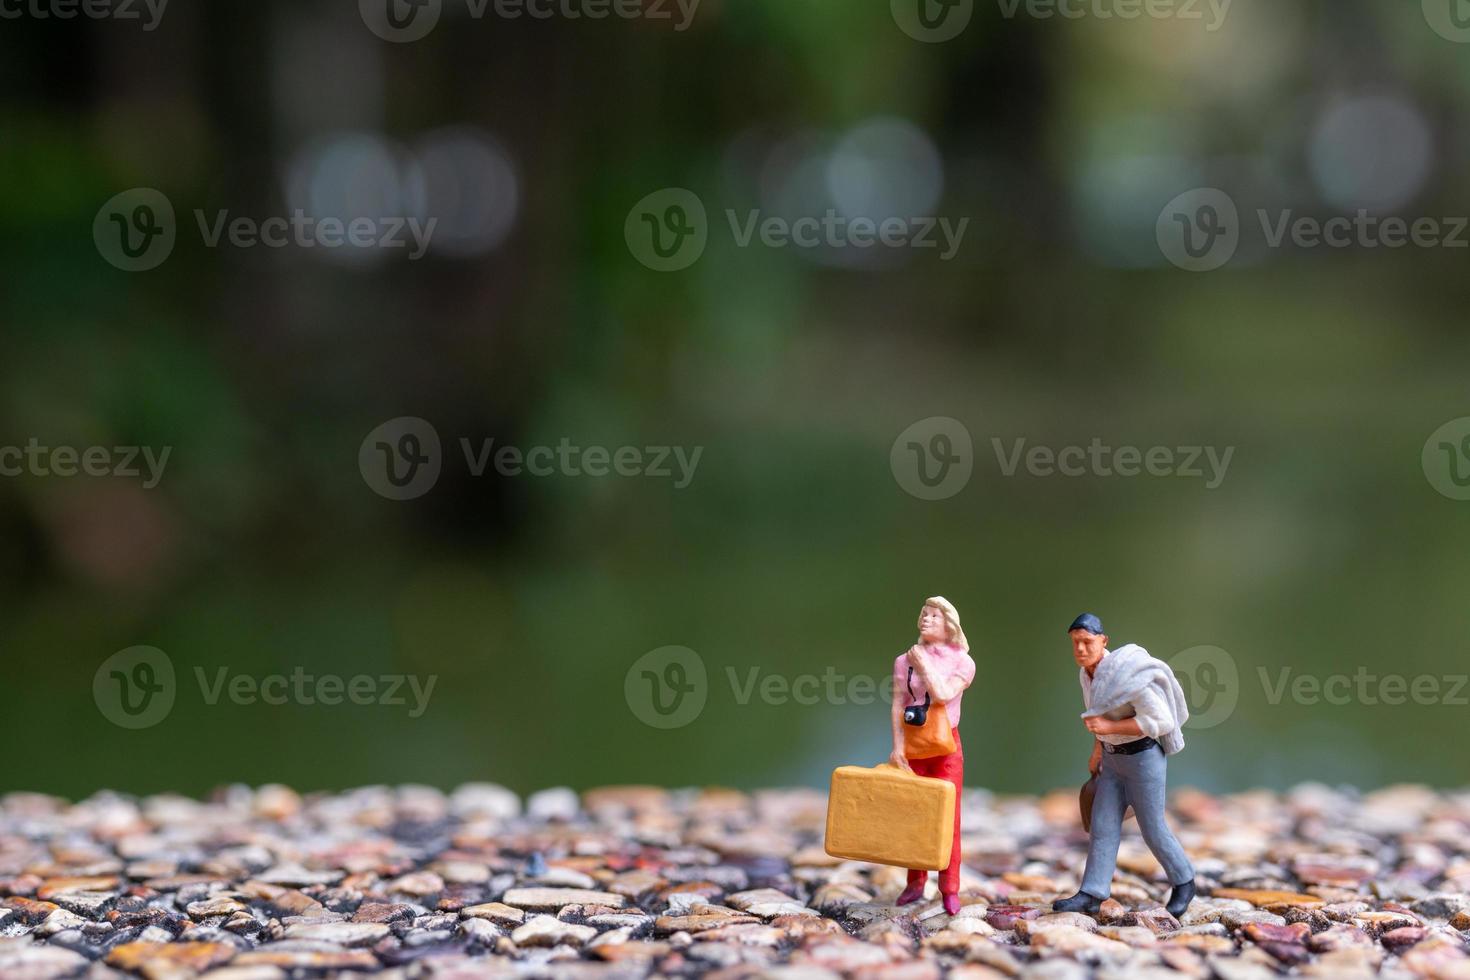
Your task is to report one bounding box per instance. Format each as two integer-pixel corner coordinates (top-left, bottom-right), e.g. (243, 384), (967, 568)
(1079, 644), (1190, 755)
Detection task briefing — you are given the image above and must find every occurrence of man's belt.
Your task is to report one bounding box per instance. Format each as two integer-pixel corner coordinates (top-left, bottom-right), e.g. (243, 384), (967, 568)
(1104, 736), (1158, 755)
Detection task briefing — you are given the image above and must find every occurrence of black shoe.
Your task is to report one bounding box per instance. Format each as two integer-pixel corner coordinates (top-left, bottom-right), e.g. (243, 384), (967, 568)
(1165, 879), (1195, 918)
(1052, 890), (1102, 914)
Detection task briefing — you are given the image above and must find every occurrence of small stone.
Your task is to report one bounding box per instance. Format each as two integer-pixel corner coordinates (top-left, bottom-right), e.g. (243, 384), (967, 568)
(187, 897), (248, 918)
(280, 921), (390, 946)
(234, 947), (379, 970)
(1242, 921), (1310, 945)
(351, 902), (414, 924)
(502, 888), (625, 911)
(530, 866), (597, 889)
(1213, 888), (1324, 908)
(35, 909), (86, 936)
(1097, 925), (1157, 946)
(0, 941), (92, 980)
(1380, 925), (1429, 951)
(251, 785), (301, 820)
(985, 905), (1041, 930)
(1129, 907), (1181, 935)
(1016, 911), (1097, 938)
(107, 940), (238, 975)
(385, 871), (444, 897)
(511, 913), (596, 947)
(1219, 908), (1288, 931)
(526, 787), (580, 821)
(1027, 925), (1132, 959)
(656, 912), (760, 934)
(459, 917), (500, 943)
(35, 876), (119, 900)
(199, 968), (288, 980)
(461, 902), (526, 926)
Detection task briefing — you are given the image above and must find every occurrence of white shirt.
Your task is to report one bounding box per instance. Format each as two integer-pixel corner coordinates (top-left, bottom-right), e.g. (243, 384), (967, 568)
(1080, 648), (1176, 746)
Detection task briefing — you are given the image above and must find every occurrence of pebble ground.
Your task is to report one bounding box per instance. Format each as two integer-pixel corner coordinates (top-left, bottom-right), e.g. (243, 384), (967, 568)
(2, 782), (1468, 978)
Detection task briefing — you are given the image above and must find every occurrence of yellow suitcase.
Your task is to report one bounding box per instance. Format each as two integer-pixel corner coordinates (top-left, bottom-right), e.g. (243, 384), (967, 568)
(824, 764), (955, 871)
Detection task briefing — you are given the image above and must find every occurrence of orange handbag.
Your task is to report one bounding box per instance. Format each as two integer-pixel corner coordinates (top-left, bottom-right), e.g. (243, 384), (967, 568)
(901, 667), (957, 759)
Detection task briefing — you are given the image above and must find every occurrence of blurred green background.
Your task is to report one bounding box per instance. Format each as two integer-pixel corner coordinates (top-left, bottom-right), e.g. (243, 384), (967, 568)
(2, 0), (1468, 799)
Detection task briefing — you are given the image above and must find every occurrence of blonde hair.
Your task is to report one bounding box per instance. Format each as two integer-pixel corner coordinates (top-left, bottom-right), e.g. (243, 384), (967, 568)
(918, 596), (968, 651)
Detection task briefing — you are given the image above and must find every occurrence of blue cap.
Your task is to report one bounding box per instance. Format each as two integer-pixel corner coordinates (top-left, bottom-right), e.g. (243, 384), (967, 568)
(1068, 613), (1105, 635)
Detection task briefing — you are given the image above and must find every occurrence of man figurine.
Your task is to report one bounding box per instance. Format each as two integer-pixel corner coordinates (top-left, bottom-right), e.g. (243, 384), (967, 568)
(1053, 613), (1196, 918)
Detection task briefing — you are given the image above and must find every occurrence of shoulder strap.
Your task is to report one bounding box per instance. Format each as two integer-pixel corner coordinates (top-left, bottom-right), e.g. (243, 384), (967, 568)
(906, 666), (930, 706)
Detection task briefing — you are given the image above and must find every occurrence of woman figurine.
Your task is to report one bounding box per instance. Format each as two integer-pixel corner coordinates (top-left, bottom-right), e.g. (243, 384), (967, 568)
(889, 596), (976, 915)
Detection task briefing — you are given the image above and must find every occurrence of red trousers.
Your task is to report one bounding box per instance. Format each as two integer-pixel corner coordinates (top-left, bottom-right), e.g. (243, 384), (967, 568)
(906, 728), (963, 897)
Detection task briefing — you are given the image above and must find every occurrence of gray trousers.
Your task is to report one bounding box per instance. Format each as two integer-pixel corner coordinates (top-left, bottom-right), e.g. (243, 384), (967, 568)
(1081, 743), (1194, 897)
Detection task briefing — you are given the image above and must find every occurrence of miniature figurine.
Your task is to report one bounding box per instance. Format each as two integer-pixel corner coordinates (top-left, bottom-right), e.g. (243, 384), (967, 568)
(1053, 613), (1196, 918)
(889, 597), (976, 916)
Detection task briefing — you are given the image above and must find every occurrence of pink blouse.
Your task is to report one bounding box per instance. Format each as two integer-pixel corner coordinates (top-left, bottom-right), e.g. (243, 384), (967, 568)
(893, 643), (976, 725)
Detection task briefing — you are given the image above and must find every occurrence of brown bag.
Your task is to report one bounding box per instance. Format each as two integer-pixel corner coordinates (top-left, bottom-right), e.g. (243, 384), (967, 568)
(902, 667), (957, 760)
(1079, 771), (1131, 832)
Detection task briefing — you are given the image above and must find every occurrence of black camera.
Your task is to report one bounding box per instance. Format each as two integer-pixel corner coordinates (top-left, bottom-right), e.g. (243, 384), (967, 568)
(903, 697), (930, 727)
(902, 664), (931, 726)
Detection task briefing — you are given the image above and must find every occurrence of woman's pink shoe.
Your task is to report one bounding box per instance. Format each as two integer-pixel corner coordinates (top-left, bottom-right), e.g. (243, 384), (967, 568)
(942, 894), (962, 916)
(895, 884), (926, 906)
